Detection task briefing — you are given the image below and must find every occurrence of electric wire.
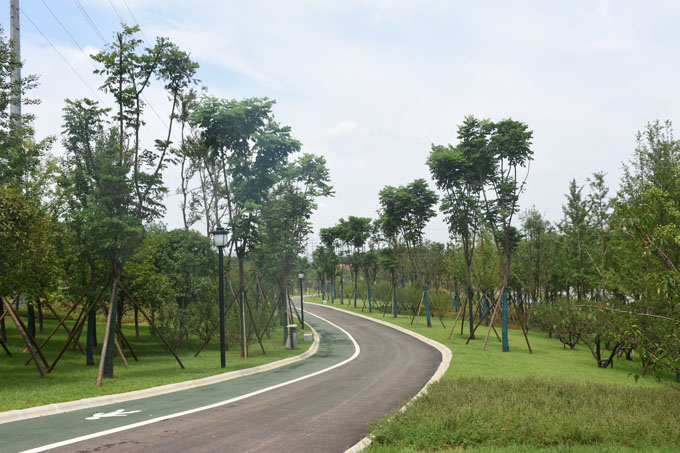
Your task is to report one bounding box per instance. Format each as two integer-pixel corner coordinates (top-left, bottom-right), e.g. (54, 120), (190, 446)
(123, 0), (152, 45)
(39, 0), (99, 72)
(20, 7), (106, 105)
(72, 0), (107, 46)
(33, 1), (185, 184)
(107, 0), (125, 24)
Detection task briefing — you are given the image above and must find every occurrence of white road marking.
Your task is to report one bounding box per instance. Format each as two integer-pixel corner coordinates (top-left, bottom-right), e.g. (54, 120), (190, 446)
(85, 409), (141, 420)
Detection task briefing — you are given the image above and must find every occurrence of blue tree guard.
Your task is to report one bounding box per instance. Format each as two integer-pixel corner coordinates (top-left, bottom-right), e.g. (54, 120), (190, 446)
(454, 291), (460, 311)
(392, 285), (397, 317)
(354, 281), (357, 308)
(321, 283), (325, 301)
(467, 287), (475, 339)
(423, 285), (432, 327)
(331, 281), (336, 303)
(483, 292), (489, 326)
(340, 278), (344, 304)
(368, 287), (372, 313)
(502, 288), (509, 352)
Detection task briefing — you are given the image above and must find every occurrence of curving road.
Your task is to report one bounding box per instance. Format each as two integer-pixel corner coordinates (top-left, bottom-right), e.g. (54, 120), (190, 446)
(5, 303), (442, 453)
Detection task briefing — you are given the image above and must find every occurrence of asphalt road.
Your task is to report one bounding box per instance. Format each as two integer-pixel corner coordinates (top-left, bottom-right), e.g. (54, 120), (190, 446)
(9, 303), (442, 452)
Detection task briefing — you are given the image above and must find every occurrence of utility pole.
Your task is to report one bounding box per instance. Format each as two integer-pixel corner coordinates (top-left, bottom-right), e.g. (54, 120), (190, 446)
(10, 0), (21, 121)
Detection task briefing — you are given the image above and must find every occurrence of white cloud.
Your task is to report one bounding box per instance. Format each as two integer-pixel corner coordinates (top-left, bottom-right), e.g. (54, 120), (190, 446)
(327, 120), (358, 137)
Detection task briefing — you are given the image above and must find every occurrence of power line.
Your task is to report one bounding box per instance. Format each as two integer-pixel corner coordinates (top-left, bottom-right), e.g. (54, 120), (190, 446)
(123, 0), (151, 45)
(72, 0), (107, 46)
(107, 0), (125, 24)
(37, 1), (185, 183)
(40, 0), (99, 72)
(20, 7), (106, 105)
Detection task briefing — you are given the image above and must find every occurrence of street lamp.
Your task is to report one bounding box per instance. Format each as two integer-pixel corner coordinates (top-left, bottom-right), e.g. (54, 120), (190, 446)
(298, 272), (304, 329)
(211, 226), (228, 368)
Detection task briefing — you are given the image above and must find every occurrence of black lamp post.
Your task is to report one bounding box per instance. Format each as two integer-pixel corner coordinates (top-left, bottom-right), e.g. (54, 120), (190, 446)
(211, 226), (228, 368)
(298, 272), (304, 329)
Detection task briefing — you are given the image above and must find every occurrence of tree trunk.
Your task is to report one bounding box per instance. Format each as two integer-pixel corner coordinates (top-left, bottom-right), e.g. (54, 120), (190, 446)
(0, 301), (6, 342)
(37, 299), (44, 334)
(86, 300), (97, 366)
(134, 304), (140, 341)
(27, 300), (36, 338)
(97, 277), (119, 385)
(238, 257), (248, 359)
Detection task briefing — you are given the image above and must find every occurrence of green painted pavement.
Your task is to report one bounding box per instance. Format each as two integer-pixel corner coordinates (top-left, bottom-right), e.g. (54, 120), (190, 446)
(0, 312), (355, 453)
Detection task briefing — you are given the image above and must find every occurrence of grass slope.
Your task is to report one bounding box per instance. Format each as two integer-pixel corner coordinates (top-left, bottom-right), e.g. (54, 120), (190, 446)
(0, 317), (308, 411)
(306, 297), (680, 452)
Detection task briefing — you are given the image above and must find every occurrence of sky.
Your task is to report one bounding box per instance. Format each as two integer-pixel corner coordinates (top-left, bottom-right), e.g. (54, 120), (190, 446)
(3, 0), (680, 250)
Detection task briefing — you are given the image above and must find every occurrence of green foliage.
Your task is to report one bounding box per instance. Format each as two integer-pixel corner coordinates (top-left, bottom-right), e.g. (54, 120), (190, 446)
(372, 281), (392, 304)
(379, 179), (438, 285)
(378, 179), (438, 248)
(258, 154), (332, 291)
(190, 96), (300, 259)
(397, 285), (422, 315)
(427, 288), (451, 318)
(0, 187), (60, 297)
(124, 228), (217, 348)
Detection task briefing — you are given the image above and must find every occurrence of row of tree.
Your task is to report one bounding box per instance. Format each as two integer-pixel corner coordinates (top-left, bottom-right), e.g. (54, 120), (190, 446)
(311, 118), (679, 385)
(0, 25), (331, 384)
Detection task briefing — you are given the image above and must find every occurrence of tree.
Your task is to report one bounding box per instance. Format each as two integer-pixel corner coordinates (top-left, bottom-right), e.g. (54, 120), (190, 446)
(586, 172), (611, 299)
(60, 25), (197, 384)
(191, 95), (300, 358)
(428, 116), (488, 338)
(258, 154), (332, 334)
(320, 225), (342, 302)
(124, 228), (216, 348)
(338, 216), (373, 307)
(312, 245), (335, 301)
(613, 120), (680, 383)
(474, 117), (534, 352)
(518, 208), (550, 301)
(379, 178), (438, 326)
(560, 179), (589, 300)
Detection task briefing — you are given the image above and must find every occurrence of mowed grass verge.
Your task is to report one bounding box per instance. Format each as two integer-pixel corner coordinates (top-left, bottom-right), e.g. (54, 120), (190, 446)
(306, 296), (680, 452)
(0, 317), (309, 412)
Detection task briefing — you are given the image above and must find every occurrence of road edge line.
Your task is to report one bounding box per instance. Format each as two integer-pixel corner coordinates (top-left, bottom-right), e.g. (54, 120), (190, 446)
(308, 304), (452, 453)
(19, 311), (360, 453)
(1, 323), (321, 425)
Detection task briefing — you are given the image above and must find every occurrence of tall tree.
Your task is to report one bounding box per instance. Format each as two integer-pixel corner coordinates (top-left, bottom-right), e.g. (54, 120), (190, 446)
(339, 216), (372, 307)
(428, 116), (488, 338)
(475, 117), (534, 352)
(191, 96), (300, 358)
(560, 179), (589, 300)
(258, 154), (332, 334)
(586, 172), (611, 299)
(62, 25), (198, 384)
(379, 178), (438, 326)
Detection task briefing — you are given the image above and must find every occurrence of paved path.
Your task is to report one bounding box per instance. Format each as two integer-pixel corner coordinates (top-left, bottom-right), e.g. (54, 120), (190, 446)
(2, 303), (442, 452)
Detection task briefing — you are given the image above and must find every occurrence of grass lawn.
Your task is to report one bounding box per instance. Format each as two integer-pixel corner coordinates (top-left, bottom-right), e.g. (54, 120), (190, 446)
(306, 296), (680, 452)
(0, 316), (309, 412)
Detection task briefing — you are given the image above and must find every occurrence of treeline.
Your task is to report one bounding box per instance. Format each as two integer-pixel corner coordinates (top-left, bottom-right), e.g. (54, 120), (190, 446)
(312, 118), (680, 385)
(0, 26), (331, 383)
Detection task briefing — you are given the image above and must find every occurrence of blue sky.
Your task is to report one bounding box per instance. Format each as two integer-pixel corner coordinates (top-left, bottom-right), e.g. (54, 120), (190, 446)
(3, 1), (680, 248)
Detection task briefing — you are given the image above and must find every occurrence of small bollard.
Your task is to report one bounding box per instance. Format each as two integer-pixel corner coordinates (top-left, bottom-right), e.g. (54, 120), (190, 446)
(285, 324), (299, 349)
(303, 332), (313, 342)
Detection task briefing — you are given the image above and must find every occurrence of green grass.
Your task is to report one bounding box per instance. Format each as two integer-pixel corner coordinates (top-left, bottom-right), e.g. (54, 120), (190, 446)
(0, 317), (309, 412)
(307, 297), (680, 452)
